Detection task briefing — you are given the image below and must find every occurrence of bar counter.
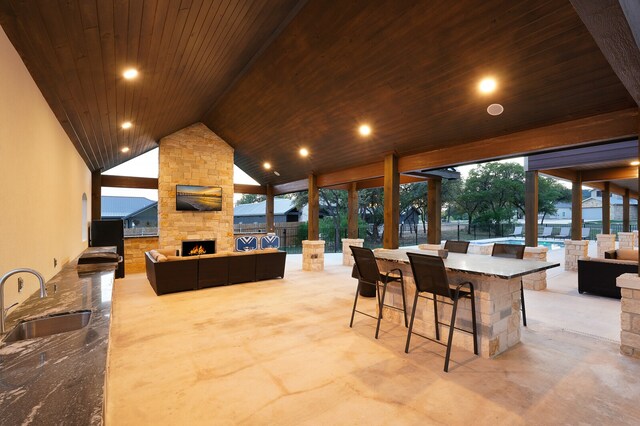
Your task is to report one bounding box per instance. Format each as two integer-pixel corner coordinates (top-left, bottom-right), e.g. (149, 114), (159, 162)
(373, 248), (559, 358)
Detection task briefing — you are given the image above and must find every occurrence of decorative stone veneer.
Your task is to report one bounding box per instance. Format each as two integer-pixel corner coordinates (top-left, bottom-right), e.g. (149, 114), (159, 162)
(124, 236), (159, 273)
(619, 232), (635, 250)
(468, 244), (493, 255)
(597, 234), (616, 258)
(341, 238), (364, 266)
(302, 240), (325, 271)
(617, 273), (640, 359)
(522, 246), (549, 290)
(158, 123), (234, 254)
(376, 258), (522, 358)
(564, 240), (589, 271)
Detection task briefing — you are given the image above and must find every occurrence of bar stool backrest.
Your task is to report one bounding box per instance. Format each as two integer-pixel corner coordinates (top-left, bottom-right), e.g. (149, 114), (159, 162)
(491, 243), (525, 259)
(350, 246), (381, 285)
(407, 252), (452, 299)
(444, 240), (470, 254)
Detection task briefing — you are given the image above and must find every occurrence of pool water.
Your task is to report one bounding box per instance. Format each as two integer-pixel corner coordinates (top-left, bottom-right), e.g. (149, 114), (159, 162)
(501, 239), (564, 251)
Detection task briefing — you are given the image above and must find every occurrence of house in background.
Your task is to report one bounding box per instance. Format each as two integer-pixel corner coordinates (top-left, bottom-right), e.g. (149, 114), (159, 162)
(234, 198), (301, 225)
(545, 189), (638, 222)
(101, 196), (158, 229)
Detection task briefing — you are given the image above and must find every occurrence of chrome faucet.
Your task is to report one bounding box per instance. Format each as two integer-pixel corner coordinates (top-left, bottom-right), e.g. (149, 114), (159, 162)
(0, 268), (47, 334)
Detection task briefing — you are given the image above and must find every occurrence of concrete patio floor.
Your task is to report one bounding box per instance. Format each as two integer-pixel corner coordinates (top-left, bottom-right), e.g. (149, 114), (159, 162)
(105, 248), (640, 425)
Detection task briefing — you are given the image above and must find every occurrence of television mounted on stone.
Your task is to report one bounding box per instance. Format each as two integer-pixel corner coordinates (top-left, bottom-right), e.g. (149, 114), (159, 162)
(176, 185), (222, 211)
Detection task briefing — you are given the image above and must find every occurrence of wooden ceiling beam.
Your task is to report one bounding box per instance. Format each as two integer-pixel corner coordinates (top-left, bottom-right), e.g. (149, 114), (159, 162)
(233, 184), (267, 195)
(316, 162), (384, 188)
(398, 108), (638, 173)
(581, 166), (638, 182)
(571, 0), (640, 105)
(101, 175), (158, 189)
(539, 169), (578, 182)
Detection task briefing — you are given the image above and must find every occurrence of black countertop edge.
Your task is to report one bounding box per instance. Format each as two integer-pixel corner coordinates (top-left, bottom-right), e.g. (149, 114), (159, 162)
(0, 248), (116, 425)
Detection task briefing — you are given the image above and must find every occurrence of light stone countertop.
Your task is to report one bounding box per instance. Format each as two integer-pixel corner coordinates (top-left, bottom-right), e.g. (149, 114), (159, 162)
(374, 248), (560, 279)
(0, 248), (116, 425)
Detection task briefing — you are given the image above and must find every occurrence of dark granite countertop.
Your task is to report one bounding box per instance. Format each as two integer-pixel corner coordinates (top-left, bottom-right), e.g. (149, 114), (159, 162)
(0, 248), (116, 425)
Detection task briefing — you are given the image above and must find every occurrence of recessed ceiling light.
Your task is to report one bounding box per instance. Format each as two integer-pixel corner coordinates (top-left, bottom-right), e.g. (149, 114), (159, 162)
(122, 121), (132, 129)
(123, 68), (138, 80)
(631, 160), (640, 166)
(487, 103), (504, 116)
(358, 124), (372, 137)
(121, 147), (130, 153)
(299, 148), (309, 157)
(479, 77), (497, 94)
(263, 162), (271, 170)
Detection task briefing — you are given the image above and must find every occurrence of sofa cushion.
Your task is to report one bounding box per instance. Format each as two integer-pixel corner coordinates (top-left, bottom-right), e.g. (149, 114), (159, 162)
(617, 249), (638, 261)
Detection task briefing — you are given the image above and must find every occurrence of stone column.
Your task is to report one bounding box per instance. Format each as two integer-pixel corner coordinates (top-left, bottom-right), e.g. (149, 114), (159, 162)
(522, 247), (549, 290)
(635, 230), (639, 249)
(564, 240), (589, 271)
(341, 238), (364, 266)
(619, 232), (635, 249)
(468, 244), (493, 255)
(302, 240), (325, 271)
(617, 273), (640, 359)
(596, 234), (616, 258)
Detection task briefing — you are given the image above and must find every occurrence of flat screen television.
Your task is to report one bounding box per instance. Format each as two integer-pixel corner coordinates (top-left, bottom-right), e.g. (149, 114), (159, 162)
(176, 185), (222, 211)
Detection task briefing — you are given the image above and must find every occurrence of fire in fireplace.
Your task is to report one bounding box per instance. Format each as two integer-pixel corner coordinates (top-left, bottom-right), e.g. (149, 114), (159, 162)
(181, 239), (216, 256)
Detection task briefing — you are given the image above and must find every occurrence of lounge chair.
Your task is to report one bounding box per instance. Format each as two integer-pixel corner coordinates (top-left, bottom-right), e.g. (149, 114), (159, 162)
(553, 227), (570, 239)
(540, 227), (553, 238)
(582, 228), (591, 240)
(509, 226), (523, 238)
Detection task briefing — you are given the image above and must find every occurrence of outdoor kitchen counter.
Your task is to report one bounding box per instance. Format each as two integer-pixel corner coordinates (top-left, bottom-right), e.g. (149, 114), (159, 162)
(0, 249), (116, 425)
(373, 248), (560, 358)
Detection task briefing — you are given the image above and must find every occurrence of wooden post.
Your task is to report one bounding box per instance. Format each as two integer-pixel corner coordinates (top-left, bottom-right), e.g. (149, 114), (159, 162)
(383, 153), (399, 249)
(525, 171), (538, 247)
(623, 188), (630, 232)
(91, 171), (102, 220)
(308, 173), (319, 240)
(602, 181), (610, 234)
(637, 110), (640, 276)
(427, 178), (441, 244)
(266, 184), (274, 232)
(347, 182), (359, 238)
(571, 173), (583, 240)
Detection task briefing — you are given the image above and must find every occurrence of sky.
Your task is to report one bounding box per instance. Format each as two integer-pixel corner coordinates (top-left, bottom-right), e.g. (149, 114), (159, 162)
(101, 149), (572, 201)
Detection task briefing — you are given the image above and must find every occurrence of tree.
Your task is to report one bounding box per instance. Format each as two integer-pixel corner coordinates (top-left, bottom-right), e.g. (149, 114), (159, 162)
(400, 182), (427, 232)
(236, 193), (265, 205)
(512, 174), (572, 224)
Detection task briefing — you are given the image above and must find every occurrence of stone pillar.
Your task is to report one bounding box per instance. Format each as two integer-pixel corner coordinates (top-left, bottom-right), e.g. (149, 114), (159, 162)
(635, 230), (639, 249)
(467, 244), (493, 255)
(302, 240), (325, 271)
(341, 238), (364, 266)
(564, 240), (589, 271)
(596, 234), (616, 258)
(617, 273), (640, 358)
(522, 247), (549, 290)
(619, 232), (635, 249)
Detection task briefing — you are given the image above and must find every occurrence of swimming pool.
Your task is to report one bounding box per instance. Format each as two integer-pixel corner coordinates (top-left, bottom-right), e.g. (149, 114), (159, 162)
(501, 239), (564, 250)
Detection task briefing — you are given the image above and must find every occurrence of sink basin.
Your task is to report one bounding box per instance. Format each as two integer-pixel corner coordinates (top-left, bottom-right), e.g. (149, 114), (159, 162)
(2, 310), (92, 343)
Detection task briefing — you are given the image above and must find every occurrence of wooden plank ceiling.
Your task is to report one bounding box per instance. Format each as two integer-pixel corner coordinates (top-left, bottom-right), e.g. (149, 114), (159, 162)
(0, 0), (302, 171)
(0, 0), (636, 185)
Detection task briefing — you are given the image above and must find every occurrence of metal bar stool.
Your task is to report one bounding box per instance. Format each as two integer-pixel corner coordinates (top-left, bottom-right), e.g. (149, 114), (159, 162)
(405, 252), (478, 372)
(350, 246), (408, 338)
(444, 240), (470, 254)
(492, 243), (527, 326)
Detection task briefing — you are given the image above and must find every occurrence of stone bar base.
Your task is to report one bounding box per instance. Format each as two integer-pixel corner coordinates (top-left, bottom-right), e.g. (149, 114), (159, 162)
(617, 274), (640, 359)
(418, 243), (442, 251)
(618, 232), (635, 250)
(564, 240), (589, 271)
(597, 234), (616, 258)
(523, 246), (549, 290)
(302, 240), (325, 271)
(376, 259), (522, 359)
(341, 238), (364, 266)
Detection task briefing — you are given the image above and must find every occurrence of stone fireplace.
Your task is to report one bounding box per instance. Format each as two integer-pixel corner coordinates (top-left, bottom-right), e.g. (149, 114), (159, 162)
(158, 123), (234, 253)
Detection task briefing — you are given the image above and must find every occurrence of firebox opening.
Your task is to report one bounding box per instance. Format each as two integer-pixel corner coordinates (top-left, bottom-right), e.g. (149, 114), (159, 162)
(181, 239), (216, 256)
